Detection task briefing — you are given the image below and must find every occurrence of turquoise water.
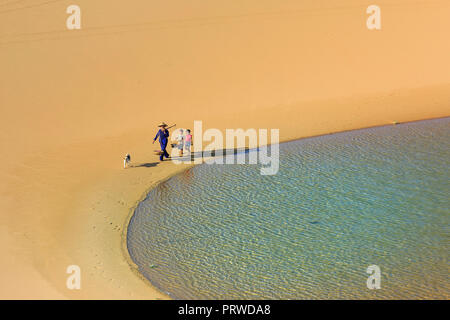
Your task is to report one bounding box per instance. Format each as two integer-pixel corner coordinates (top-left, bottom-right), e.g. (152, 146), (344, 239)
(127, 118), (450, 299)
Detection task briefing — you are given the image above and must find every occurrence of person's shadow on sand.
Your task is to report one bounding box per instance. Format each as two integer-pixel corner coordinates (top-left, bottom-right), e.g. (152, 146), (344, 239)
(129, 147), (252, 167)
(131, 162), (159, 168)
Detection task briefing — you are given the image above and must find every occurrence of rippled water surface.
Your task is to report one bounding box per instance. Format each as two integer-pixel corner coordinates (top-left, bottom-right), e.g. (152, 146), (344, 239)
(128, 118), (450, 299)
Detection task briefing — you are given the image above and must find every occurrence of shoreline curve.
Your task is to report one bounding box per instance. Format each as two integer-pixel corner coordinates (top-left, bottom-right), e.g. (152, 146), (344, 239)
(123, 115), (449, 299)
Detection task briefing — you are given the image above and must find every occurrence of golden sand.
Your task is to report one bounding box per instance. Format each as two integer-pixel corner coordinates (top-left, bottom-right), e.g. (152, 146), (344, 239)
(0, 1), (449, 299)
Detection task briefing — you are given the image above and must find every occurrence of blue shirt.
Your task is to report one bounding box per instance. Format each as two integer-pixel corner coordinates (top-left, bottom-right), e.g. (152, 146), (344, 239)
(154, 129), (169, 144)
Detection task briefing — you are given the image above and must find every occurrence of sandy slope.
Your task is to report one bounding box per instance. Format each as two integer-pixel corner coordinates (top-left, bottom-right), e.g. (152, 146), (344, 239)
(0, 1), (449, 299)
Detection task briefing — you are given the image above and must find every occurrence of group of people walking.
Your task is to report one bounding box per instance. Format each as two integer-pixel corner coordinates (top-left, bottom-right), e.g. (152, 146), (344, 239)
(153, 122), (192, 161)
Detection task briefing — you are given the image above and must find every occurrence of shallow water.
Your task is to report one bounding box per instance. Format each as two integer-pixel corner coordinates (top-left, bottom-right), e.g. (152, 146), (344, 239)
(127, 118), (450, 299)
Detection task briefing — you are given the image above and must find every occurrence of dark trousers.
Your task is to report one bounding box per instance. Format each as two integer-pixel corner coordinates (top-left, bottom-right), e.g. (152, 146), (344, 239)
(159, 142), (169, 161)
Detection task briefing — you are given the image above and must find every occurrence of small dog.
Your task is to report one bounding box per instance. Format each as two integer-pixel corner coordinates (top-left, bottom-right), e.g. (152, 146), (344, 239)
(123, 153), (131, 168)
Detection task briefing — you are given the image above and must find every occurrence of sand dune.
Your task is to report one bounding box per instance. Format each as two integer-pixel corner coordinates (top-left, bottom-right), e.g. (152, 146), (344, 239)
(0, 1), (449, 299)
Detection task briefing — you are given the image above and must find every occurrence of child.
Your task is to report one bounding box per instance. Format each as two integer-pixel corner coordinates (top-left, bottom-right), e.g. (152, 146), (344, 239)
(184, 129), (192, 154)
(177, 129), (184, 157)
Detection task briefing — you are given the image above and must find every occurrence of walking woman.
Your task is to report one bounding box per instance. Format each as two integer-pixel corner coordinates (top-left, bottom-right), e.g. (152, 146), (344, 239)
(153, 122), (170, 161)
